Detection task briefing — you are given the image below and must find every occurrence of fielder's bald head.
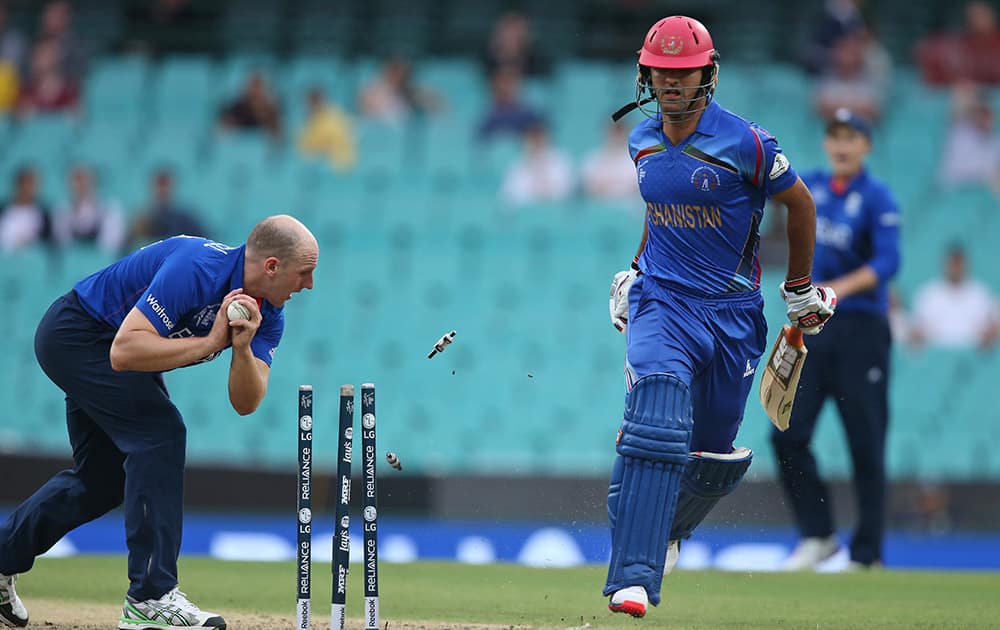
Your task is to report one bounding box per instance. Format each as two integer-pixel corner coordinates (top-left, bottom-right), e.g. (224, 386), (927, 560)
(246, 214), (319, 265)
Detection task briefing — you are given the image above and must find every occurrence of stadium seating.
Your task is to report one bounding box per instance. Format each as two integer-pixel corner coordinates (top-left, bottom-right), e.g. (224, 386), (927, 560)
(1, 55), (997, 482)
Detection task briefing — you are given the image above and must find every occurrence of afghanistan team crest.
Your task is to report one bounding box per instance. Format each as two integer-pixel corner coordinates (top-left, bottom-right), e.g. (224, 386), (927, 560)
(659, 36), (683, 55)
(691, 166), (721, 192)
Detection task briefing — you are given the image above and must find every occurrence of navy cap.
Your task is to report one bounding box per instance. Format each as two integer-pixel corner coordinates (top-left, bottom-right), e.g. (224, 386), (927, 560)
(825, 108), (872, 140)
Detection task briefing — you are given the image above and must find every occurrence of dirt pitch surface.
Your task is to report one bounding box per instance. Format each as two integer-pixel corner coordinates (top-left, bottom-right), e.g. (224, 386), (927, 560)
(28, 598), (560, 630)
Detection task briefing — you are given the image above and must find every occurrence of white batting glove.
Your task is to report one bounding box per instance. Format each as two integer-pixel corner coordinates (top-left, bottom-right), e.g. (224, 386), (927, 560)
(780, 277), (837, 335)
(609, 260), (640, 333)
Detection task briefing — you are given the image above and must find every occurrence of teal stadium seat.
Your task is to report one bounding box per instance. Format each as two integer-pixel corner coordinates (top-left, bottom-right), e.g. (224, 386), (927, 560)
(551, 62), (617, 155)
(69, 119), (139, 198)
(204, 132), (275, 186)
(420, 60), (485, 123)
(83, 58), (149, 124)
(138, 123), (205, 183)
(2, 116), (74, 178)
(149, 57), (217, 126)
(354, 120), (406, 180)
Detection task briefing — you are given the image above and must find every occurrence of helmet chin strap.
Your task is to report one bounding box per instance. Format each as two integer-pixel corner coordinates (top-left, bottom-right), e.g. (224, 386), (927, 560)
(611, 98), (650, 122)
(611, 59), (719, 123)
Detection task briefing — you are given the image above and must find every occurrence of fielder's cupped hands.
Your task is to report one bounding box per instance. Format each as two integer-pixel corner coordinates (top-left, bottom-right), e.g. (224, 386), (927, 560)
(225, 289), (262, 349)
(208, 289), (258, 350)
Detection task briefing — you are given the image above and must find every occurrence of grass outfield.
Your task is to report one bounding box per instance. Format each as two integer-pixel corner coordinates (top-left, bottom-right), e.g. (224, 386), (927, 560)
(17, 556), (1000, 629)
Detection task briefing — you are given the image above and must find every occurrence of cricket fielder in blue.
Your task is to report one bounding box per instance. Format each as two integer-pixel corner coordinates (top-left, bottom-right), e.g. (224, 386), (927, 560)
(773, 109), (900, 571)
(0, 215), (318, 629)
(604, 17), (837, 617)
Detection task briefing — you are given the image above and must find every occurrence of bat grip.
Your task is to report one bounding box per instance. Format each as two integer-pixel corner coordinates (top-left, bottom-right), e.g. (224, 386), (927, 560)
(785, 325), (805, 348)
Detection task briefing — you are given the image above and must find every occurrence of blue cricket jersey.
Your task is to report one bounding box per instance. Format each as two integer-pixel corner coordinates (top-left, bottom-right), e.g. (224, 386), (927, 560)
(629, 100), (799, 295)
(73, 235), (284, 366)
(801, 168), (900, 316)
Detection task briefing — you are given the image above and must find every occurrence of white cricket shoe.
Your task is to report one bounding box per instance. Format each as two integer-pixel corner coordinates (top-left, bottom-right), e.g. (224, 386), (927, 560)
(0, 574), (28, 628)
(119, 587), (226, 629)
(609, 585), (648, 618)
(782, 535), (839, 571)
(664, 539), (681, 575)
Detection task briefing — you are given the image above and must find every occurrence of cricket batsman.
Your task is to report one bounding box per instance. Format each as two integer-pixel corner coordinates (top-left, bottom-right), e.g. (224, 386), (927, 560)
(604, 16), (836, 617)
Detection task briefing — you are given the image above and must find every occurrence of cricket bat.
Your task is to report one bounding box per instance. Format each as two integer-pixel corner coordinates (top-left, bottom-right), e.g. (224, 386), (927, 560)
(759, 325), (807, 431)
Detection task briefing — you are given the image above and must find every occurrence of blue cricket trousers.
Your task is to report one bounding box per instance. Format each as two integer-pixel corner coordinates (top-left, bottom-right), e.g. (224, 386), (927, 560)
(770, 310), (891, 565)
(0, 291), (186, 600)
(625, 274), (769, 453)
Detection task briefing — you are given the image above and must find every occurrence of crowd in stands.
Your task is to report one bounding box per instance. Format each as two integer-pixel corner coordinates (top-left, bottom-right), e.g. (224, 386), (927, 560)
(915, 0), (1000, 86)
(804, 0), (1000, 189)
(938, 83), (1000, 193)
(0, 165), (206, 255)
(298, 86), (355, 172)
(904, 245), (1000, 351)
(218, 71), (282, 139)
(0, 0), (86, 117)
(0, 167), (49, 252)
(804, 1), (891, 121)
(359, 57), (442, 125)
(0, 2), (999, 352)
(51, 165), (125, 253)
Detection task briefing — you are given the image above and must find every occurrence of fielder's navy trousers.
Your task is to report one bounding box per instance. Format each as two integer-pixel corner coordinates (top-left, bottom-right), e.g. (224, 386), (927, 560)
(0, 291), (185, 600)
(770, 311), (891, 565)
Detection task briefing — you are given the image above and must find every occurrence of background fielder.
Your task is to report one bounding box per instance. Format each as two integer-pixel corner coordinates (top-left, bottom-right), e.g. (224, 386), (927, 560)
(773, 109), (901, 571)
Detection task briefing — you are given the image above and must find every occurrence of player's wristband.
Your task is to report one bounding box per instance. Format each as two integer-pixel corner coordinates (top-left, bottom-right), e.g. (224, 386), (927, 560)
(784, 275), (813, 295)
(631, 256), (640, 272)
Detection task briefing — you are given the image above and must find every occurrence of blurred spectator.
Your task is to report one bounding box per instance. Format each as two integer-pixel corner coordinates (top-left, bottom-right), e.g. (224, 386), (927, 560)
(916, 1), (1000, 86)
(37, 0), (87, 79)
(910, 245), (1000, 350)
(122, 0), (221, 57)
(887, 287), (911, 344)
(937, 85), (1000, 192)
(0, 1), (26, 70)
(52, 166), (126, 254)
(359, 58), (441, 124)
(501, 122), (573, 206)
(483, 12), (550, 78)
(801, 0), (866, 75)
(0, 58), (15, 112)
(218, 72), (282, 139)
(0, 1), (20, 112)
(16, 39), (78, 115)
(0, 166), (52, 252)
(581, 123), (639, 202)
(814, 29), (891, 122)
(129, 169), (207, 247)
(477, 69), (543, 141)
(298, 87), (356, 173)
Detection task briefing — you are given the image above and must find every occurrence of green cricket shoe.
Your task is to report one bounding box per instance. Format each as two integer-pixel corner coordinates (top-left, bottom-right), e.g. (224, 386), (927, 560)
(119, 587), (226, 629)
(0, 574), (28, 628)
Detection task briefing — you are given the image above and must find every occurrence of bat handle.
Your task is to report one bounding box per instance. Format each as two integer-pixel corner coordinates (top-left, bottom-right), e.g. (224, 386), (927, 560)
(785, 324), (805, 348)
